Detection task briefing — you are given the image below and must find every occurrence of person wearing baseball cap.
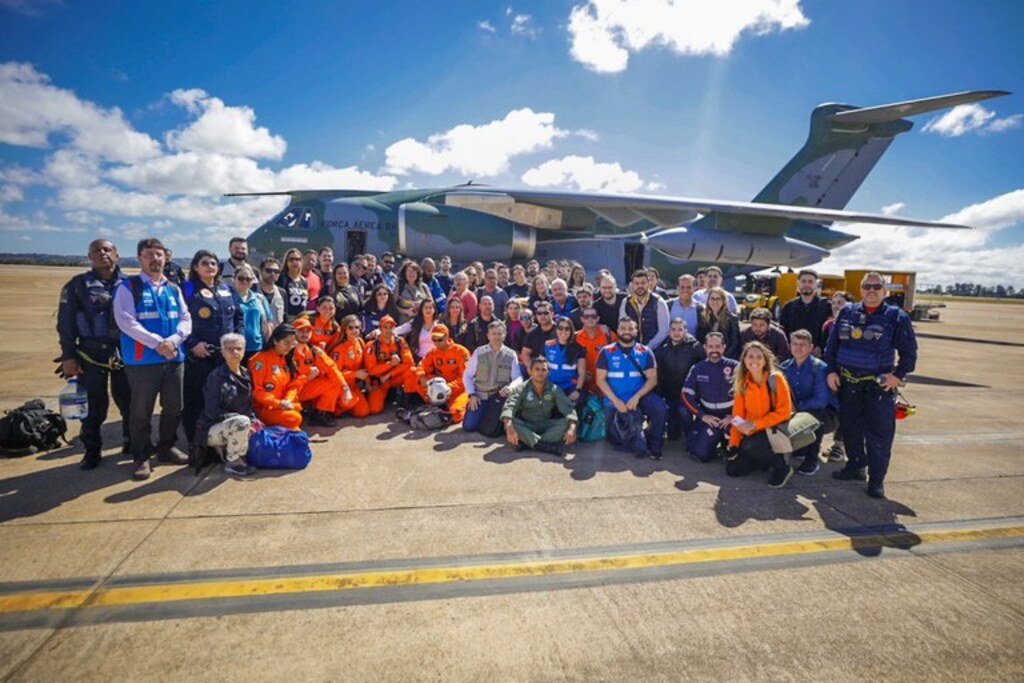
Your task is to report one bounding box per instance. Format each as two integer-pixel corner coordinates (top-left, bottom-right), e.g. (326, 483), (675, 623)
(402, 323), (471, 422)
(293, 316), (356, 426)
(365, 315), (415, 414)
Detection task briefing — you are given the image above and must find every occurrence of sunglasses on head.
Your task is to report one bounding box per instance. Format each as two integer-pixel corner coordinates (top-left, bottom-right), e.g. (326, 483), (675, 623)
(862, 283), (884, 291)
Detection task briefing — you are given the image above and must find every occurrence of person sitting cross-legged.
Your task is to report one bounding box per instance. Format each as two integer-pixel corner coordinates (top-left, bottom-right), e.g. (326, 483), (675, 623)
(500, 356), (578, 456)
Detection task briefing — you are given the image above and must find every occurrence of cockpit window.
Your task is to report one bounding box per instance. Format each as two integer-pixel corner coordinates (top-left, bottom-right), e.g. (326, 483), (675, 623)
(275, 207), (315, 229)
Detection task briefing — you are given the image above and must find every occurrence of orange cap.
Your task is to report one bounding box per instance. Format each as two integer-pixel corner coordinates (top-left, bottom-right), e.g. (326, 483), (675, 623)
(292, 317), (312, 330)
(380, 315), (397, 328)
(430, 323), (449, 339)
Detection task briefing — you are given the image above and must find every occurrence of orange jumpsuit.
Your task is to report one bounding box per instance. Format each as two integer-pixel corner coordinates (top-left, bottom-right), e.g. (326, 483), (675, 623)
(575, 328), (616, 394)
(248, 350), (306, 430)
(310, 315), (342, 351)
(365, 335), (415, 414)
(295, 343), (358, 414)
(402, 342), (471, 423)
(330, 337), (371, 418)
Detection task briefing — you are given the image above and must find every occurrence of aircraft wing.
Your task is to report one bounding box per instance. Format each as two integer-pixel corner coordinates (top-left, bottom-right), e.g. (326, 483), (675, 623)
(448, 187), (972, 233)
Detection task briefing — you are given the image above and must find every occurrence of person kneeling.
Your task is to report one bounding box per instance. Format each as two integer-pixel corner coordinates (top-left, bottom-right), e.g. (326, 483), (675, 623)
(500, 357), (578, 456)
(726, 341), (795, 488)
(195, 333), (257, 476)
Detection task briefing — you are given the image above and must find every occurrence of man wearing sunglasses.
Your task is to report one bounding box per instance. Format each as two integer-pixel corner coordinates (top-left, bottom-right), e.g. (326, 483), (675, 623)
(520, 302), (557, 368)
(257, 258), (286, 327)
(825, 272), (917, 499)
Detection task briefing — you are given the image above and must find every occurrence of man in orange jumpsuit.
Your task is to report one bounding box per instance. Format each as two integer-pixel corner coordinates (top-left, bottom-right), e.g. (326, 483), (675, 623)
(330, 320), (372, 418)
(248, 338), (307, 430)
(365, 315), (415, 414)
(293, 317), (356, 426)
(402, 324), (471, 422)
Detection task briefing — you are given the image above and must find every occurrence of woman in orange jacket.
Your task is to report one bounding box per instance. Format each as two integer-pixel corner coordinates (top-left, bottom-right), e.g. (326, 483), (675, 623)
(329, 314), (371, 418)
(310, 295), (342, 351)
(726, 340), (795, 488)
(248, 323), (307, 430)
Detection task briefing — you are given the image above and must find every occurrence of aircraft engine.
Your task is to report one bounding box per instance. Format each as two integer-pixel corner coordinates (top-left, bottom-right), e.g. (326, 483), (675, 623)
(646, 227), (829, 267)
(398, 202), (536, 261)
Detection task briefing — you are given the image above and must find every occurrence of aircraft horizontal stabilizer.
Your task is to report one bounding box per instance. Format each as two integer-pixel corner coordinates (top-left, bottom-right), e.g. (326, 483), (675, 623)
(830, 90), (1010, 127)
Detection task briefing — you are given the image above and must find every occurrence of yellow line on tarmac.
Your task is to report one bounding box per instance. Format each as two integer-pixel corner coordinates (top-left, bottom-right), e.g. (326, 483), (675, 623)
(2, 525), (1021, 615)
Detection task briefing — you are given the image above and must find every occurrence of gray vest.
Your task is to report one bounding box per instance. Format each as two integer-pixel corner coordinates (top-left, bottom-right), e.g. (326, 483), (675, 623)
(473, 345), (517, 397)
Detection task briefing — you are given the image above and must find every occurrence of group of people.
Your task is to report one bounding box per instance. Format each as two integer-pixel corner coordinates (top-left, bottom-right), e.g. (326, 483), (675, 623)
(57, 235), (916, 499)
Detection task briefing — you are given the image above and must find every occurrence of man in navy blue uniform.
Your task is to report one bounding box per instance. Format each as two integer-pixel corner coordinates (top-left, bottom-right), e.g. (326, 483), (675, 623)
(595, 317), (667, 459)
(57, 239), (132, 470)
(681, 332), (739, 462)
(825, 272), (917, 498)
(781, 329), (839, 476)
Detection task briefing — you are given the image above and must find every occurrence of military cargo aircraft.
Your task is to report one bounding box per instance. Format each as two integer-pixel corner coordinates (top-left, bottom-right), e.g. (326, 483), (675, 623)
(235, 90), (1008, 283)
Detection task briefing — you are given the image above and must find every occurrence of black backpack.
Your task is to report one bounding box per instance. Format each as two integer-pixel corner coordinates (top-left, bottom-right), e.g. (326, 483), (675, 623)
(0, 400), (68, 456)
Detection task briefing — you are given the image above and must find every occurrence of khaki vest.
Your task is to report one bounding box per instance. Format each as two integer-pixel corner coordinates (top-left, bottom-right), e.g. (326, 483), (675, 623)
(473, 345), (517, 397)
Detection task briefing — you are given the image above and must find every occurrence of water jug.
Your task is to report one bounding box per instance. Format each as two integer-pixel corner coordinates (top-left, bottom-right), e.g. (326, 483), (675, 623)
(58, 379), (89, 420)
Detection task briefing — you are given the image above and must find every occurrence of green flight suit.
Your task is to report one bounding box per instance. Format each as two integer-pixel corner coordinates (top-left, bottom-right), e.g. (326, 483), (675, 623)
(500, 379), (578, 447)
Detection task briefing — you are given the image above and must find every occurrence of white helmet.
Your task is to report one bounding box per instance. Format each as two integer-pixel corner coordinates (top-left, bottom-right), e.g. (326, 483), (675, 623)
(426, 377), (451, 406)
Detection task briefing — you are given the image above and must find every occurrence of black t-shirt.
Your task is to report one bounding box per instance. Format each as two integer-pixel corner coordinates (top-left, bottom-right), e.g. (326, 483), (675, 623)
(523, 324), (557, 360)
(594, 293), (625, 330)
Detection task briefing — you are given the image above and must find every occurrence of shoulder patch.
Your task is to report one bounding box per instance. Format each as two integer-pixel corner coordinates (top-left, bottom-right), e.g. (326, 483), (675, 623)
(253, 360), (263, 371)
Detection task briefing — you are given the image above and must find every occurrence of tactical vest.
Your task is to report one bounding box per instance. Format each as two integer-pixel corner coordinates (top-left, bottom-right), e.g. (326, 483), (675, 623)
(120, 276), (185, 365)
(472, 345), (517, 397)
(71, 270), (124, 346)
(834, 303), (902, 375)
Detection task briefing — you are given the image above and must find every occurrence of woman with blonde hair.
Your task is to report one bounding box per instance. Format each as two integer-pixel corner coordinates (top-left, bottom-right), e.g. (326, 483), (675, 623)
(726, 341), (794, 488)
(699, 286), (741, 359)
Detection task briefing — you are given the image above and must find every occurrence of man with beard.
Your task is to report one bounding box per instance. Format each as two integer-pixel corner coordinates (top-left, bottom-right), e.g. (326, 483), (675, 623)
(57, 239), (132, 470)
(257, 258), (286, 327)
(420, 257), (448, 313)
(682, 332), (739, 462)
(619, 269), (670, 349)
(655, 318), (705, 442)
(596, 317), (666, 460)
(219, 237), (250, 287)
(779, 269), (834, 354)
(594, 275), (625, 330)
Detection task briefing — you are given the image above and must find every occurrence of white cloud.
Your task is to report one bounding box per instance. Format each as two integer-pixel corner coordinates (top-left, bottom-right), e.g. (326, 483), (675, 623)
(510, 13), (539, 38)
(44, 150), (101, 188)
(478, 20), (497, 33)
(880, 202), (904, 216)
(574, 128), (600, 142)
(922, 104), (1022, 138)
(0, 62), (160, 162)
(0, 207), (84, 234)
(165, 88), (287, 160)
(521, 155), (657, 193)
(567, 0), (810, 73)
(0, 185), (24, 202)
(816, 188), (1024, 286)
(385, 108), (567, 176)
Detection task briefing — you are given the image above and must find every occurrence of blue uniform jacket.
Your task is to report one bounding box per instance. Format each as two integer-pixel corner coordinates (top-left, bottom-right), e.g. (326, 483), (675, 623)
(681, 357), (739, 419)
(780, 356), (837, 411)
(824, 302), (917, 379)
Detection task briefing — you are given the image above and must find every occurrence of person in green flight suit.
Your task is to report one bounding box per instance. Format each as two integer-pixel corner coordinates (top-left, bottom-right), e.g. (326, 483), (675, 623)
(500, 356), (578, 456)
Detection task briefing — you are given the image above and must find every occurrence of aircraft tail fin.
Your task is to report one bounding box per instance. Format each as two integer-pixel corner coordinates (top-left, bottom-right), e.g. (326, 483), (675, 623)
(752, 90), (1009, 212)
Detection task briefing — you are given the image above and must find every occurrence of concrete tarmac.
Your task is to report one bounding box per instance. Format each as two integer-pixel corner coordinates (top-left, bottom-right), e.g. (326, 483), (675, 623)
(0, 265), (1021, 681)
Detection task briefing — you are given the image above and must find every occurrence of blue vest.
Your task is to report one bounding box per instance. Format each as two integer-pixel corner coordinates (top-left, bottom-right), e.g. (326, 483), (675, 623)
(120, 276), (185, 365)
(833, 302), (905, 375)
(601, 343), (652, 405)
(543, 340), (579, 393)
(184, 280), (238, 347)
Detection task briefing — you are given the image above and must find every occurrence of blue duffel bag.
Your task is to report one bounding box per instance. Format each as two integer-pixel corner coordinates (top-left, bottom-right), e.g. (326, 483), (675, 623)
(247, 426), (312, 470)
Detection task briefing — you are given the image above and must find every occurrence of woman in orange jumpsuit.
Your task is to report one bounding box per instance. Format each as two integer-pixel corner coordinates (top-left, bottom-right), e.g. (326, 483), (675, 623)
(310, 295), (342, 350)
(292, 317), (357, 425)
(329, 314), (372, 418)
(248, 323), (306, 430)
(365, 315), (415, 414)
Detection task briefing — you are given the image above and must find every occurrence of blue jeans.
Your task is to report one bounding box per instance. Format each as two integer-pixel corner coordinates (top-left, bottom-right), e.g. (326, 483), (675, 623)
(463, 396), (501, 433)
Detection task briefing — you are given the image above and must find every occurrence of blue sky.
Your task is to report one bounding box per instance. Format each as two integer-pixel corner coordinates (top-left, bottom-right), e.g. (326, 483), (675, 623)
(0, 0), (1021, 284)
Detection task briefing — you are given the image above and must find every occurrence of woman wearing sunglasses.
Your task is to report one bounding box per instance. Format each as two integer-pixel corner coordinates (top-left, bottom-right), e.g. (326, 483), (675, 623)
(231, 264), (272, 364)
(181, 249), (242, 454)
(543, 317), (586, 405)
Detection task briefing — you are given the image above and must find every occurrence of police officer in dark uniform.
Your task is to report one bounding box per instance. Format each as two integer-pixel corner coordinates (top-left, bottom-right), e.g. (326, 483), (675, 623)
(57, 239), (132, 470)
(825, 272), (917, 499)
(181, 250), (242, 451)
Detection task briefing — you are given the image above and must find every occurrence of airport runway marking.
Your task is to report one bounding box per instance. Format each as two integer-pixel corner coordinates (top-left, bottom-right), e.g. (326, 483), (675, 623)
(0, 519), (1021, 618)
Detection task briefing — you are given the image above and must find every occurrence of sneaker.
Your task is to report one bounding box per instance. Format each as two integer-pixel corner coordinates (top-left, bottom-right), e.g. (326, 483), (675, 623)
(224, 460), (256, 477)
(832, 466), (867, 481)
(132, 460), (152, 480)
(867, 482), (886, 499)
(649, 451), (663, 460)
(768, 466), (794, 488)
(797, 456), (820, 476)
(156, 446), (189, 465)
(827, 442), (846, 462)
